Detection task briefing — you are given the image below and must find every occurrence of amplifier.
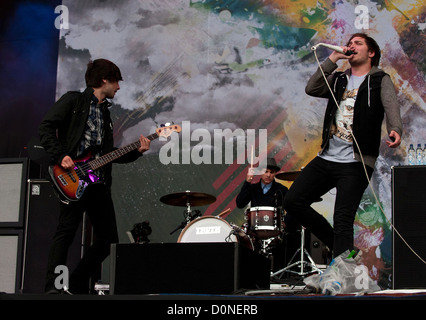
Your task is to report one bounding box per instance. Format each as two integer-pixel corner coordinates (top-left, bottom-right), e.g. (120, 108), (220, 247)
(110, 243), (270, 295)
(392, 166), (426, 289)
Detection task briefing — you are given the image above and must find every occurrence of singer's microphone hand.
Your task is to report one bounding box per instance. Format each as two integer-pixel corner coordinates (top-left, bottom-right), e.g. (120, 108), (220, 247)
(329, 47), (353, 63)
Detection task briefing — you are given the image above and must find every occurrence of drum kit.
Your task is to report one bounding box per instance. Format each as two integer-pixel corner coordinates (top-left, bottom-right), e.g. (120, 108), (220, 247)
(159, 170), (322, 279)
(160, 190), (253, 248)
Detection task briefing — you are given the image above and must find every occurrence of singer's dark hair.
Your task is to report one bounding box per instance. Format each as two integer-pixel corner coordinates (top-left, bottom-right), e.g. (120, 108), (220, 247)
(85, 59), (123, 88)
(346, 33), (381, 67)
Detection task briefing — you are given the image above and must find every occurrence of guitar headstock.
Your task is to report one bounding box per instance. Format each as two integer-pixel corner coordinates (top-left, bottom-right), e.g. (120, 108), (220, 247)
(156, 123), (182, 138)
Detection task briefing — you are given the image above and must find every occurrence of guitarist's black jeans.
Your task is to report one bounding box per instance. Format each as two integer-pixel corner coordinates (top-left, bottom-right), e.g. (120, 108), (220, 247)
(45, 184), (118, 294)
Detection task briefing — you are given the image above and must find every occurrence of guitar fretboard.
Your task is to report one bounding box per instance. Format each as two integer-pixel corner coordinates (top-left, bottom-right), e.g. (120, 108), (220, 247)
(89, 132), (158, 171)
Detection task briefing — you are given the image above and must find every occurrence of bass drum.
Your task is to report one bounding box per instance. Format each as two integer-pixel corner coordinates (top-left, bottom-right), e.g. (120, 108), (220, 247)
(177, 216), (253, 250)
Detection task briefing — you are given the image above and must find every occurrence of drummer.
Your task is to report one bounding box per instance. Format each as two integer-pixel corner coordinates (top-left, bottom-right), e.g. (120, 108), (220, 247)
(236, 158), (299, 271)
(236, 158), (288, 209)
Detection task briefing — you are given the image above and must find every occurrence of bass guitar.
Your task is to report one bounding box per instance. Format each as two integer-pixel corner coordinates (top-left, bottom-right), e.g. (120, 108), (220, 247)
(49, 123), (181, 202)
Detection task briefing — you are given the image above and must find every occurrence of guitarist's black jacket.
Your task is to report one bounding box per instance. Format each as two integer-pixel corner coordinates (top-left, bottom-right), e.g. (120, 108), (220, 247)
(38, 87), (142, 188)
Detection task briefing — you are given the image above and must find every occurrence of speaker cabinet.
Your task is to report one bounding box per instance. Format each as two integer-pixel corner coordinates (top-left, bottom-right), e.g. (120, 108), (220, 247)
(308, 232), (330, 265)
(0, 230), (23, 293)
(110, 243), (270, 295)
(0, 158), (28, 227)
(21, 180), (83, 293)
(392, 165), (426, 289)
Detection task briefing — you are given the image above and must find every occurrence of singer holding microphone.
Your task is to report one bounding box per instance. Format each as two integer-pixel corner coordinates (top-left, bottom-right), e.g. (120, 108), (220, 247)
(283, 33), (403, 258)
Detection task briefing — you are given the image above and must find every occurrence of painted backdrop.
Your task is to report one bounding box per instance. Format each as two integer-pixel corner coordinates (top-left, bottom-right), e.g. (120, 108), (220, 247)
(55, 0), (425, 287)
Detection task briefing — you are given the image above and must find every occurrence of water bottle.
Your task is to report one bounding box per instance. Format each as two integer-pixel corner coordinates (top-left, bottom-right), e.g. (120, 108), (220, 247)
(322, 280), (342, 296)
(407, 144), (415, 165)
(416, 144), (423, 165)
(423, 144), (426, 165)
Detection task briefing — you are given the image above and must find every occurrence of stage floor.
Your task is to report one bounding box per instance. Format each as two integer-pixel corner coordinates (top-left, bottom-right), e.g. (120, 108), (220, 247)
(3, 286), (426, 300)
(3, 286), (425, 318)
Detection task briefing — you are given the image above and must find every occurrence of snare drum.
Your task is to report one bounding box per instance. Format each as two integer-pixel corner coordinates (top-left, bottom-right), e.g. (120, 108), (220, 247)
(245, 206), (282, 239)
(177, 216), (253, 250)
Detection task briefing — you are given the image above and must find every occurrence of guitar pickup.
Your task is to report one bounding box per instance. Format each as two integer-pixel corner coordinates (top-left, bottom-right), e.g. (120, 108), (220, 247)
(67, 171), (77, 183)
(58, 174), (68, 186)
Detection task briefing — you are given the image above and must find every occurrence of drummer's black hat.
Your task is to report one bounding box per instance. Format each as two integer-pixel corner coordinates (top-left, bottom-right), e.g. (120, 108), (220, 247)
(266, 158), (280, 172)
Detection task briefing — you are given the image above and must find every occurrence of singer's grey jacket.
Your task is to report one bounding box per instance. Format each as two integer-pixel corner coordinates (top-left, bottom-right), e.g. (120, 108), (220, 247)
(305, 58), (403, 169)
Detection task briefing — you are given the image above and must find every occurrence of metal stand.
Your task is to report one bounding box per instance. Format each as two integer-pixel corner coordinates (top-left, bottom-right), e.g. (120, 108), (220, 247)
(169, 202), (201, 235)
(271, 227), (322, 279)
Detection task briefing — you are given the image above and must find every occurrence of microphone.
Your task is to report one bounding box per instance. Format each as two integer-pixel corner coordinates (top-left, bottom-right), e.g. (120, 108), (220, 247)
(311, 43), (354, 56)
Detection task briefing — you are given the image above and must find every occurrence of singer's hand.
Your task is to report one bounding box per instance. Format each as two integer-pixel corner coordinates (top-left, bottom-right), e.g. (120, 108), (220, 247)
(386, 130), (401, 148)
(329, 47), (353, 63)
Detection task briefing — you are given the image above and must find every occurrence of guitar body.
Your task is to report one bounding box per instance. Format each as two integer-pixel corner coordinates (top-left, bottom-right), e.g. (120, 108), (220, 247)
(48, 123), (181, 202)
(49, 151), (100, 202)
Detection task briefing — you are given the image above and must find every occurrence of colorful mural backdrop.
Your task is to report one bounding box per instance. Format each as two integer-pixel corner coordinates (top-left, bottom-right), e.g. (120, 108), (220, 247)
(56, 0), (425, 287)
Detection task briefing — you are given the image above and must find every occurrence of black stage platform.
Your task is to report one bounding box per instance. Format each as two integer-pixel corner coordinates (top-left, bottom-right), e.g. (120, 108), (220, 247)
(2, 289), (426, 319)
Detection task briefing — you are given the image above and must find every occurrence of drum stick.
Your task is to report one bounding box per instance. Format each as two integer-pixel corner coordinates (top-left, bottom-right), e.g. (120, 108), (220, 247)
(217, 208), (231, 218)
(250, 145), (254, 168)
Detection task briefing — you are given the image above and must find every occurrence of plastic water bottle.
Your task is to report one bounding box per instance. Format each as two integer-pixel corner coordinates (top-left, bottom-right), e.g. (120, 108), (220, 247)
(407, 144), (416, 165)
(322, 280), (342, 296)
(423, 144), (426, 165)
(416, 144), (423, 165)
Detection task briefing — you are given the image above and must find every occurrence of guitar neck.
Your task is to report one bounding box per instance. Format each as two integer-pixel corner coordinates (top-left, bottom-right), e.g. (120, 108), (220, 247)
(89, 132), (158, 171)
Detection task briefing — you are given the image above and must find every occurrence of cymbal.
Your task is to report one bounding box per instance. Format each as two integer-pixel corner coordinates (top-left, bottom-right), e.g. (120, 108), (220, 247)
(160, 191), (216, 207)
(275, 170), (301, 181)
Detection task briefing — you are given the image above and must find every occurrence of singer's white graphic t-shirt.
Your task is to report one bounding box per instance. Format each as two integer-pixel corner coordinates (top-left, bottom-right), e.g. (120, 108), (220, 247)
(320, 74), (366, 163)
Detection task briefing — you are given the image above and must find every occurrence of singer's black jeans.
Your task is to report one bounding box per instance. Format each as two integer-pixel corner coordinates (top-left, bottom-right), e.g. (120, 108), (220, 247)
(283, 156), (373, 257)
(45, 184), (118, 294)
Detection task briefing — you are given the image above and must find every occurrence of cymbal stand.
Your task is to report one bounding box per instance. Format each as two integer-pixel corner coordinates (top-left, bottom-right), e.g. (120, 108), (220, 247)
(259, 238), (275, 259)
(271, 227), (322, 279)
(169, 202), (200, 235)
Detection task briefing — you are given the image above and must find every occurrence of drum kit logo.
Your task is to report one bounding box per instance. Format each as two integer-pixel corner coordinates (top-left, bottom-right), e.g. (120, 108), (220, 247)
(195, 225), (221, 235)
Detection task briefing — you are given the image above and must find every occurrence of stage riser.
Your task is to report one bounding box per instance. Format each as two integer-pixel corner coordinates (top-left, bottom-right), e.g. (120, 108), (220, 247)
(110, 243), (271, 295)
(392, 166), (426, 289)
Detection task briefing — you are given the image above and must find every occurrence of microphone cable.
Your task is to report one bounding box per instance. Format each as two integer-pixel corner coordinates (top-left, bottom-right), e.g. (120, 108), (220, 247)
(311, 46), (426, 266)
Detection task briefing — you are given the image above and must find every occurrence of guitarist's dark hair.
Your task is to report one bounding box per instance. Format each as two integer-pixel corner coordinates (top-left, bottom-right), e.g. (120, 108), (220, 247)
(85, 58), (123, 88)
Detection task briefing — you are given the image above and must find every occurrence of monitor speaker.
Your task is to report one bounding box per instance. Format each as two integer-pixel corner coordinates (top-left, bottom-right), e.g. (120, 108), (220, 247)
(392, 166), (426, 289)
(110, 243), (270, 295)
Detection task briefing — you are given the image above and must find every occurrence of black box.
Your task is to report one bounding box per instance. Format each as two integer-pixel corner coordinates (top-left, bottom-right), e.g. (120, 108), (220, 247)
(392, 166), (426, 289)
(110, 243), (270, 295)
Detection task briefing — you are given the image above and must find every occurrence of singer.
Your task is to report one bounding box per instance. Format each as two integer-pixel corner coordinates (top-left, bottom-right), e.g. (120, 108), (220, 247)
(283, 33), (403, 258)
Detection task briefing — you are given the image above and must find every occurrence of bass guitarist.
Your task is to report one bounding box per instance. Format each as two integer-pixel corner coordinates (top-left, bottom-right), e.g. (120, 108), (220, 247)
(39, 59), (151, 294)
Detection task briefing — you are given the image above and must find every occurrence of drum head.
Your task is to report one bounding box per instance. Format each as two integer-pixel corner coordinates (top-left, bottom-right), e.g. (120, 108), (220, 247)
(177, 216), (237, 243)
(249, 206), (275, 212)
